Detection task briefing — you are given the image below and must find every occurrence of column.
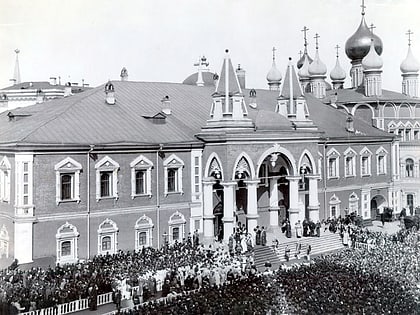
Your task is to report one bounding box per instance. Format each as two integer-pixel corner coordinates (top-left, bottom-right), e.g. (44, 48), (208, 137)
(202, 178), (215, 245)
(269, 178), (279, 227)
(245, 179), (259, 234)
(287, 175), (301, 229)
(306, 175), (320, 222)
(222, 181), (236, 242)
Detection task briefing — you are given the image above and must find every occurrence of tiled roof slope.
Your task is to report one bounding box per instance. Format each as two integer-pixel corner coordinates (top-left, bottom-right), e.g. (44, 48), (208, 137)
(1, 81), (91, 93)
(0, 81), (393, 147)
(279, 66), (303, 99)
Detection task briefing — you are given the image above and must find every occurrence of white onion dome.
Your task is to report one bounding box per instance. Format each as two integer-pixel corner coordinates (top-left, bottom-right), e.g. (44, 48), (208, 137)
(362, 40), (383, 70)
(298, 54), (310, 78)
(345, 16), (383, 61)
(400, 46), (420, 73)
(308, 50), (327, 76)
(266, 59), (282, 83)
(330, 57), (346, 81)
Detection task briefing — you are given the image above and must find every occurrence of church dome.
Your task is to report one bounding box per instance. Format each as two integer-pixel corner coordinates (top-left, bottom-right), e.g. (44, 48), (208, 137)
(297, 52), (313, 69)
(345, 16), (383, 61)
(330, 57), (346, 81)
(298, 54), (310, 78)
(182, 71), (216, 86)
(266, 59), (282, 83)
(362, 40), (383, 70)
(400, 46), (420, 73)
(308, 50), (327, 76)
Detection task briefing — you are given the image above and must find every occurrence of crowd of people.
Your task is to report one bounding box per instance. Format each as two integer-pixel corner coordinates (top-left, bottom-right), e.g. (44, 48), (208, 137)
(1, 216), (419, 314)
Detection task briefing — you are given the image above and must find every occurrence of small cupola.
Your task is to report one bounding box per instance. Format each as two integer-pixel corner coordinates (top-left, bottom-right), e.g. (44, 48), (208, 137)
(400, 30), (419, 97)
(120, 67), (128, 81)
(266, 47), (282, 91)
(308, 33), (327, 99)
(330, 45), (346, 90)
(161, 95), (171, 115)
(236, 64), (246, 90)
(362, 39), (383, 97)
(105, 81), (115, 105)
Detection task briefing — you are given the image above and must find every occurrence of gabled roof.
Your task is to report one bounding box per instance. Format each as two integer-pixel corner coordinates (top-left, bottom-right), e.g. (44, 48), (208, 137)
(0, 80), (393, 148)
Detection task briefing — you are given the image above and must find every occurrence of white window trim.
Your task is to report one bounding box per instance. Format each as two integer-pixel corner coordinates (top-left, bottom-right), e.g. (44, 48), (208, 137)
(163, 154), (184, 196)
(326, 148), (340, 179)
(168, 211), (186, 243)
(95, 156), (120, 201)
(343, 148), (357, 178)
(15, 154), (34, 217)
(329, 194), (341, 218)
(0, 157), (11, 203)
(0, 225), (9, 258)
(376, 147), (388, 175)
(97, 218), (118, 255)
(348, 192), (360, 215)
(56, 222), (79, 265)
(130, 155), (153, 199)
(135, 215), (154, 251)
(191, 150), (202, 202)
(54, 157), (82, 205)
(359, 147), (372, 177)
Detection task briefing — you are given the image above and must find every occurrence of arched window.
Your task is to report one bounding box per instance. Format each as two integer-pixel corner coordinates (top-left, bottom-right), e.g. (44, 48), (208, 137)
(163, 155), (184, 196)
(344, 148), (357, 177)
(168, 211), (186, 243)
(348, 192), (360, 215)
(130, 155), (153, 198)
(406, 159), (414, 177)
(56, 222), (79, 265)
(54, 157), (82, 204)
(326, 149), (340, 179)
(97, 219), (118, 255)
(329, 194), (341, 218)
(135, 215), (154, 251)
(95, 156), (119, 201)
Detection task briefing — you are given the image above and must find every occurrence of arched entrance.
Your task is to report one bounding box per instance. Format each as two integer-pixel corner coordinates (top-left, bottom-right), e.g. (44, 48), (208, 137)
(370, 195), (387, 220)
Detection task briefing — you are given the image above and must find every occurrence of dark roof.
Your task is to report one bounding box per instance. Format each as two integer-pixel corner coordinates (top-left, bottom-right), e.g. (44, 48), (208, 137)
(326, 87), (420, 104)
(182, 72), (216, 87)
(0, 81), (393, 147)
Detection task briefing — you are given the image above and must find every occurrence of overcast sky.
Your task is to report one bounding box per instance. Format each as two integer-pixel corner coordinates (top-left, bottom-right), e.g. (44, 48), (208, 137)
(0, 0), (419, 91)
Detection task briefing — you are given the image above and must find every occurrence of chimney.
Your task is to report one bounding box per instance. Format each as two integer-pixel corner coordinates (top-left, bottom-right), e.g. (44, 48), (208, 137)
(49, 77), (57, 86)
(0, 94), (8, 109)
(161, 95), (171, 115)
(346, 115), (354, 133)
(236, 64), (246, 90)
(120, 67), (128, 81)
(36, 89), (45, 104)
(64, 82), (72, 97)
(213, 73), (219, 87)
(105, 82), (115, 105)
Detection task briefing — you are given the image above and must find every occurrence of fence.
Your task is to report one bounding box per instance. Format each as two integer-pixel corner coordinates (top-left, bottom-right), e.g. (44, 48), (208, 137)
(21, 291), (113, 315)
(354, 242), (376, 251)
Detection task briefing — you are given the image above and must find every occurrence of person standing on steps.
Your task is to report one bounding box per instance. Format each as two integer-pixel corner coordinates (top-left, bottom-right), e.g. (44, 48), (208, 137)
(261, 227), (267, 246)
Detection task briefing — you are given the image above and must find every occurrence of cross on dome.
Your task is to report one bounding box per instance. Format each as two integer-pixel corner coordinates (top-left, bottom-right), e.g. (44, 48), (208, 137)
(301, 26), (309, 49)
(314, 33), (320, 50)
(335, 45), (340, 58)
(361, 0), (366, 16)
(406, 29), (413, 46)
(299, 50), (303, 59)
(272, 47), (276, 61)
(369, 23), (376, 34)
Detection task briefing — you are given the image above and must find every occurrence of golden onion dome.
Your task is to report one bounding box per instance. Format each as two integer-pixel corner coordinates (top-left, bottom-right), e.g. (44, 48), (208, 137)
(345, 16), (383, 61)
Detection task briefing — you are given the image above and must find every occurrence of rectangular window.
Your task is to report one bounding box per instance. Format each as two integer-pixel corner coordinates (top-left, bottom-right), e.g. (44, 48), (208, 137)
(377, 156), (385, 174)
(194, 157), (200, 194)
(167, 168), (177, 192)
(61, 174), (74, 200)
(172, 227), (180, 241)
(22, 163), (29, 205)
(194, 219), (200, 230)
(138, 232), (147, 246)
(361, 157), (370, 176)
(61, 241), (71, 256)
(102, 236), (111, 251)
(100, 172), (112, 197)
(135, 170), (146, 195)
(328, 158), (337, 178)
(331, 206), (336, 217)
(345, 157), (354, 176)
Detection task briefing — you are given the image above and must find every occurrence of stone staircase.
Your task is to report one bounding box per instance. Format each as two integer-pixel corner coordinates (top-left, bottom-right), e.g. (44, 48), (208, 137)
(253, 232), (344, 269)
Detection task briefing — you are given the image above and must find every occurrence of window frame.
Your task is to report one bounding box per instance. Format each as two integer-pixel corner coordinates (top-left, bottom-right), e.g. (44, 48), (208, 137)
(0, 157), (11, 203)
(163, 154), (184, 196)
(130, 155), (153, 199)
(326, 148), (340, 179)
(168, 211), (186, 244)
(95, 156), (120, 201)
(329, 194), (341, 218)
(54, 157), (82, 205)
(56, 222), (79, 265)
(134, 215), (154, 251)
(359, 147), (372, 177)
(97, 218), (118, 255)
(0, 225), (9, 258)
(343, 148), (356, 178)
(376, 147), (388, 175)
(405, 158), (414, 177)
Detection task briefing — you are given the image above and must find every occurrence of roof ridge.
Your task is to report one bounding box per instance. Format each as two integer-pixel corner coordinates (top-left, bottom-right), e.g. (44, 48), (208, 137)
(18, 88), (100, 143)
